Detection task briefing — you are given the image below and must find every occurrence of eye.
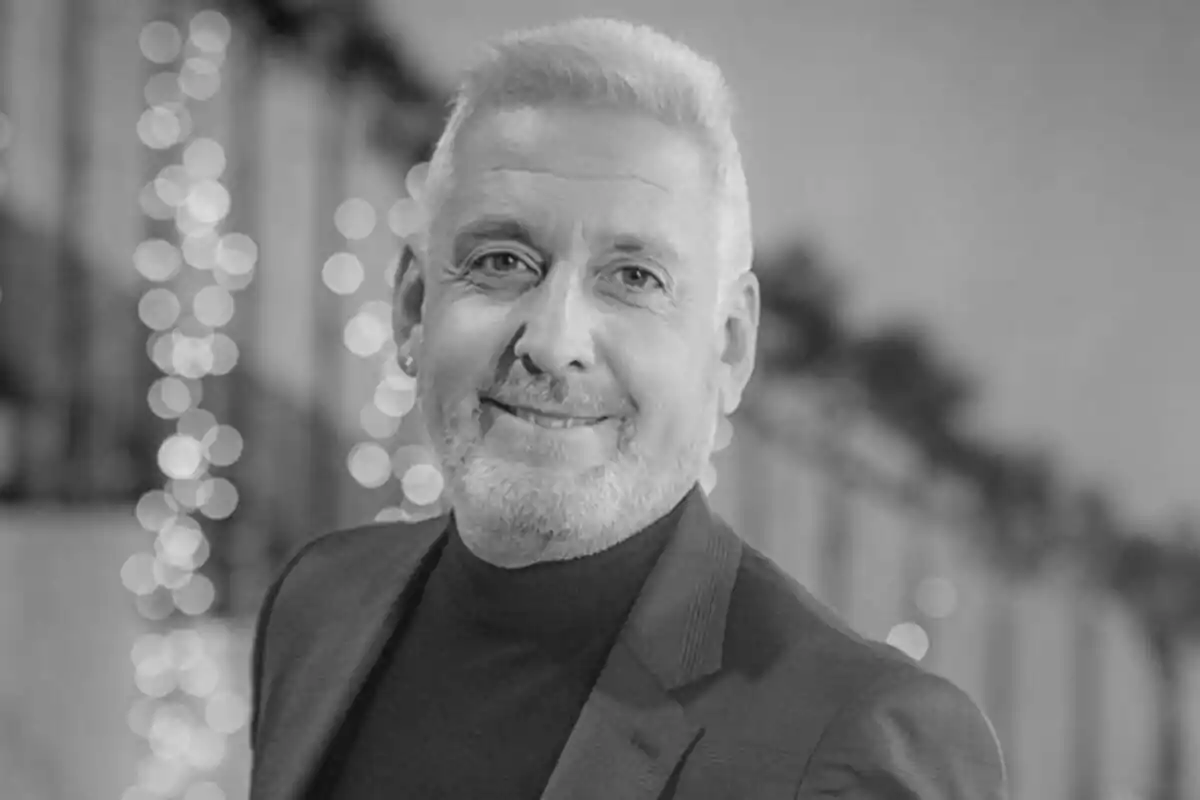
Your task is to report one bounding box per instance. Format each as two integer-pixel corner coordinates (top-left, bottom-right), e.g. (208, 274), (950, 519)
(467, 250), (539, 278)
(615, 265), (665, 292)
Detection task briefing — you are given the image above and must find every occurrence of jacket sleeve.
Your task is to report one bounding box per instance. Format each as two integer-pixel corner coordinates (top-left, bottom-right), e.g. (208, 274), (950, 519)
(796, 671), (1008, 799)
(248, 537), (326, 752)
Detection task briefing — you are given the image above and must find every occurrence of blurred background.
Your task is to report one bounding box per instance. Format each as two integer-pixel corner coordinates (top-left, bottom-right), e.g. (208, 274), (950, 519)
(1, 0), (1198, 798)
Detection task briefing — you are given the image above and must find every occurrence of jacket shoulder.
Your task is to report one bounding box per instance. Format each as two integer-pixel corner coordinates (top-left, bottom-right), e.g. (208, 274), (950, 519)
(693, 540), (932, 756)
(249, 516), (447, 745)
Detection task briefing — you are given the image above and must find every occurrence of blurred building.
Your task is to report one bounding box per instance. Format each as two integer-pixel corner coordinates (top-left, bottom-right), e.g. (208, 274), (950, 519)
(1, 1), (1198, 799)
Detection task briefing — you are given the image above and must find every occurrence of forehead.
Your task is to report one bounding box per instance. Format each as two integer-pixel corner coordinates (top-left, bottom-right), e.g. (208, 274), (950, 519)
(440, 105), (717, 249)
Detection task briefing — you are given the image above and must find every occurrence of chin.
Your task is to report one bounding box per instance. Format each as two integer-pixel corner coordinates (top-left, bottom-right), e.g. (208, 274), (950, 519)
(445, 451), (693, 550)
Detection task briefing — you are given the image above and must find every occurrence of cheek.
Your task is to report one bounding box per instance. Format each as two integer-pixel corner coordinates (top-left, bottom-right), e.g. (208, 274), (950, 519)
(612, 321), (716, 441)
(423, 298), (511, 405)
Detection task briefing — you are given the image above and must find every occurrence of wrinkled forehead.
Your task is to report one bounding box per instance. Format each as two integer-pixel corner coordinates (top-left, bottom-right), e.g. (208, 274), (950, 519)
(435, 105), (718, 254)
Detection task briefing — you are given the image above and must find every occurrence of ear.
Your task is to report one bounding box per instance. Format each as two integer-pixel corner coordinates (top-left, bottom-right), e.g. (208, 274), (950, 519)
(392, 244), (426, 360)
(718, 269), (760, 415)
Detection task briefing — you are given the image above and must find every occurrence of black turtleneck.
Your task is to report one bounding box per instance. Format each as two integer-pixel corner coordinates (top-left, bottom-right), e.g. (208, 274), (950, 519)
(314, 494), (690, 800)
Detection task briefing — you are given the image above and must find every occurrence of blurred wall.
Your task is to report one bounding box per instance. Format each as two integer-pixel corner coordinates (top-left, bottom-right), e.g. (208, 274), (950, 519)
(0, 510), (145, 800)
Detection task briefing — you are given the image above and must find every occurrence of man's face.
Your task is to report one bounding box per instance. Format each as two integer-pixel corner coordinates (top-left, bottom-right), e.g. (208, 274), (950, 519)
(402, 103), (756, 549)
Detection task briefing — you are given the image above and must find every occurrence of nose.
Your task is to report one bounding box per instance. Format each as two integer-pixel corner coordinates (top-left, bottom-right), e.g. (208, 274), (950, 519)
(512, 267), (596, 377)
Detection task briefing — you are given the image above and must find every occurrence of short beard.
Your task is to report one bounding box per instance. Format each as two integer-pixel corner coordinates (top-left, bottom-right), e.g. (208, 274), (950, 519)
(420, 385), (715, 567)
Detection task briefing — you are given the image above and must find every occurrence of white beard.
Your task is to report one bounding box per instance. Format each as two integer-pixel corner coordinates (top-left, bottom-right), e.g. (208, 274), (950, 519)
(421, 391), (717, 567)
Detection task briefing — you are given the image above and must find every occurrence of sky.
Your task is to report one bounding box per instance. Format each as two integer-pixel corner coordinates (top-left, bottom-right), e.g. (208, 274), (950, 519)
(375, 0), (1200, 525)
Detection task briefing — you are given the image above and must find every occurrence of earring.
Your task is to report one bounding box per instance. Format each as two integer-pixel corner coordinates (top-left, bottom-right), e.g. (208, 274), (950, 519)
(399, 353), (417, 377)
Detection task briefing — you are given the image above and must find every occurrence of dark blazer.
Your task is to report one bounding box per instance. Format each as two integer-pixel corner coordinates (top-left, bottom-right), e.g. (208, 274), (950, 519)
(250, 490), (1007, 799)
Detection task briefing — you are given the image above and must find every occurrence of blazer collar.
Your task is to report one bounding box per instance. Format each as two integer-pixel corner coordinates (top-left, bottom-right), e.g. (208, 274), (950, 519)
(262, 486), (742, 800)
(538, 486), (744, 800)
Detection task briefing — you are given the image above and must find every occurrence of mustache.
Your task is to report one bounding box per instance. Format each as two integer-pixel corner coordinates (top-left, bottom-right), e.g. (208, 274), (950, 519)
(483, 381), (625, 418)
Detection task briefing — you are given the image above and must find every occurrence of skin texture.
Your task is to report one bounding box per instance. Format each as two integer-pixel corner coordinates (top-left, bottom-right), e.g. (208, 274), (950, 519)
(393, 103), (759, 568)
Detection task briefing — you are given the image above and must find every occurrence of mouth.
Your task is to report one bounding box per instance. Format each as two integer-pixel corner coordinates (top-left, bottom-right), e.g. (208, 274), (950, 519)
(481, 397), (610, 430)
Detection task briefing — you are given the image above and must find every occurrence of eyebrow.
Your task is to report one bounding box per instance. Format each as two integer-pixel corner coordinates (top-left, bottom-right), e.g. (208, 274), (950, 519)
(452, 216), (539, 263)
(607, 234), (681, 265)
(452, 215), (682, 265)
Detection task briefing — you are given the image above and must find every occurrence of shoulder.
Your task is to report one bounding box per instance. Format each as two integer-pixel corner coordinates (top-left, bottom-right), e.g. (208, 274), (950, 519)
(714, 540), (1006, 795)
(725, 540), (925, 702)
(249, 516), (447, 742)
(267, 515), (446, 603)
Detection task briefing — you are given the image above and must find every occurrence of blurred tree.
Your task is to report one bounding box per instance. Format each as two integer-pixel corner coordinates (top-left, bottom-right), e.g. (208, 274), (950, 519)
(846, 322), (975, 448)
(754, 243), (846, 375)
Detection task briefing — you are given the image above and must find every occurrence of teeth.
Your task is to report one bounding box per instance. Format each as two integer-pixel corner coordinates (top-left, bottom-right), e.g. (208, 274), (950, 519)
(513, 409), (594, 429)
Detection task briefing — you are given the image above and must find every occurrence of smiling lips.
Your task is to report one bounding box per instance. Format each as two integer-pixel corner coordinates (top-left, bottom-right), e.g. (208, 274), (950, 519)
(483, 398), (608, 429)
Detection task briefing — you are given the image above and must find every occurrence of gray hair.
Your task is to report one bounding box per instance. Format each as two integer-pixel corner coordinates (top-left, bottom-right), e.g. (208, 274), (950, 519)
(422, 17), (754, 291)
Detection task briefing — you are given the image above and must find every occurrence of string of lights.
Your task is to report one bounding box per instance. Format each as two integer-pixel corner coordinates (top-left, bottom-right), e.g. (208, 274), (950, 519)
(335, 162), (446, 521)
(121, 10), (249, 800)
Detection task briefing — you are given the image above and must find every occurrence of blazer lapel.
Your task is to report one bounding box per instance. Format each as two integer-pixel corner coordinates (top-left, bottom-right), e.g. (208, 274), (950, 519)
(539, 638), (703, 800)
(253, 516), (450, 800)
(540, 487), (744, 800)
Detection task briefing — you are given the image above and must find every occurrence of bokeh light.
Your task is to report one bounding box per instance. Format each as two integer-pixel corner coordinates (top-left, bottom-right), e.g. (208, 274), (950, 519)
(182, 230), (221, 270)
(199, 478), (238, 520)
(387, 197), (423, 238)
(177, 408), (218, 441)
(127, 695), (158, 738)
(186, 179), (230, 224)
(344, 309), (391, 357)
(158, 435), (205, 480)
(185, 726), (227, 770)
(136, 590), (176, 621)
(401, 463), (444, 505)
(173, 574), (216, 616)
(121, 553), (159, 596)
(335, 197), (377, 240)
(322, 252), (364, 295)
(348, 442), (392, 488)
(208, 333), (239, 375)
(145, 72), (184, 109)
(138, 106), (184, 150)
(374, 381), (416, 418)
(193, 285), (235, 328)
(204, 425), (243, 467)
(170, 478), (211, 510)
(155, 164), (191, 207)
(183, 782), (226, 800)
(360, 403), (402, 439)
(136, 490), (177, 532)
(183, 138), (226, 180)
(139, 183), (176, 221)
(886, 621), (931, 661)
(380, 357), (416, 391)
(170, 336), (215, 379)
(140, 21), (183, 64)
(137, 754), (188, 796)
(189, 10), (232, 54)
(375, 507), (406, 523)
(148, 376), (193, 419)
(390, 445), (436, 482)
(204, 691), (249, 734)
(139, 288), (182, 331)
(157, 519), (206, 570)
(129, 37), (243, 799)
(180, 58), (221, 101)
(215, 233), (257, 275)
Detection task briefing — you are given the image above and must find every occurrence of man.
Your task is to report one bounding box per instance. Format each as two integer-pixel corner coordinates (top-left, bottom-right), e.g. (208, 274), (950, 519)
(250, 17), (1007, 800)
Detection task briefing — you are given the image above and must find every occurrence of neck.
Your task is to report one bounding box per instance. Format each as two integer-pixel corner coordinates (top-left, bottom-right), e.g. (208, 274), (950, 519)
(453, 515), (641, 568)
